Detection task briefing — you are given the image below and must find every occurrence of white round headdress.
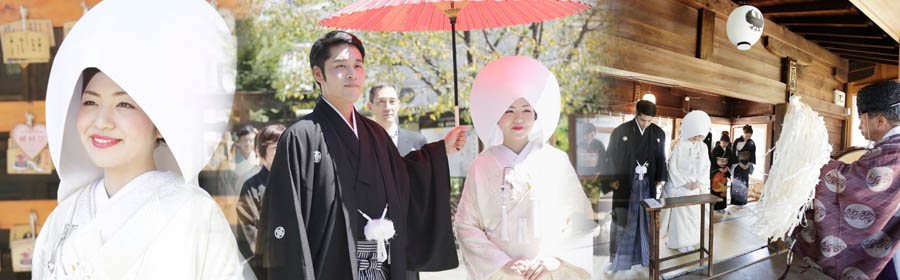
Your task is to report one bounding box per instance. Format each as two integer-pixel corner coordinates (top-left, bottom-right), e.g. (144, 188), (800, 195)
(680, 110), (711, 141)
(470, 56), (561, 147)
(45, 0), (236, 201)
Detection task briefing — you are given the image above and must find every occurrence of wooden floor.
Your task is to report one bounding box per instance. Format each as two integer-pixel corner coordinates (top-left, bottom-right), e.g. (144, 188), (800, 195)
(594, 202), (832, 280)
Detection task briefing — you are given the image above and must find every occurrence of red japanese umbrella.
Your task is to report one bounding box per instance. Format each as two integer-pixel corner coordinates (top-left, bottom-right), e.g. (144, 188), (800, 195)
(320, 0), (591, 126)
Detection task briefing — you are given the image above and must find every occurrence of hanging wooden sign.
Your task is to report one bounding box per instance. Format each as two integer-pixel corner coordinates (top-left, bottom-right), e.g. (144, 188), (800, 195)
(1, 31), (51, 68)
(788, 60), (798, 95)
(63, 21), (77, 39)
(9, 224), (36, 272)
(7, 122), (53, 175)
(0, 19), (56, 46)
(63, 2), (90, 39)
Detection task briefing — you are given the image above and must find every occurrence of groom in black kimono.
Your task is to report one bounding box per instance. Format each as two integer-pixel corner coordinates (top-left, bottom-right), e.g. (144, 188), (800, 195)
(602, 100), (668, 270)
(255, 31), (466, 280)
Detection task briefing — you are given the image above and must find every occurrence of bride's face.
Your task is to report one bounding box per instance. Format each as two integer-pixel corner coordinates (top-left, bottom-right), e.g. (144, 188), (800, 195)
(76, 71), (160, 169)
(497, 98), (536, 143)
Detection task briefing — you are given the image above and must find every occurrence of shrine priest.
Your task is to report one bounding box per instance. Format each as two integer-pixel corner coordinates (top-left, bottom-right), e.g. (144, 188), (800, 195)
(792, 81), (900, 280)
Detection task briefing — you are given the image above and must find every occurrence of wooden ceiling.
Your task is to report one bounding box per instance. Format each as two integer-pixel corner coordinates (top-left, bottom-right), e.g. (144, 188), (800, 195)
(735, 0), (899, 81)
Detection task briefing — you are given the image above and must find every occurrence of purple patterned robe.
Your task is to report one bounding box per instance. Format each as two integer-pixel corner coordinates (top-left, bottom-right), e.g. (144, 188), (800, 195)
(792, 133), (900, 280)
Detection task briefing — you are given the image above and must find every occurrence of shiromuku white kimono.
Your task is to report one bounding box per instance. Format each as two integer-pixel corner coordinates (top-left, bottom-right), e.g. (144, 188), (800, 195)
(33, 171), (248, 279)
(661, 111), (711, 249)
(455, 56), (596, 279)
(32, 0), (249, 279)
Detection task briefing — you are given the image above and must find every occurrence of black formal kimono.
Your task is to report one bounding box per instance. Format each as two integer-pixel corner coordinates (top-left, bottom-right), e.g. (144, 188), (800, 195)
(730, 136), (756, 206)
(703, 132), (713, 157)
(255, 99), (458, 280)
(237, 167), (270, 261)
(709, 143), (731, 210)
(395, 128), (426, 280)
(602, 119), (668, 267)
(602, 119), (668, 207)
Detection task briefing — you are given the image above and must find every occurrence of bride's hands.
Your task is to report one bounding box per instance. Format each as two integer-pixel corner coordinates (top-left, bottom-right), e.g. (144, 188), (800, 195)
(501, 259), (530, 275)
(521, 257), (560, 280)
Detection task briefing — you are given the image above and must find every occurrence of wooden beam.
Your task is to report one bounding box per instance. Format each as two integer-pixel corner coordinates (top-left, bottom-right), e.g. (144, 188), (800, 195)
(828, 50), (898, 62)
(760, 2), (855, 17)
(791, 26), (886, 40)
(733, 115), (772, 126)
(819, 43), (900, 56)
(671, 0), (845, 68)
(0, 196), (245, 229)
(849, 64), (899, 85)
(806, 35), (898, 49)
(764, 36), (814, 65)
(849, 67), (877, 82)
(0, 101), (45, 132)
(850, 61), (876, 69)
(839, 54), (898, 65)
(850, 66), (876, 74)
(0, 0), (248, 26)
(742, 0), (782, 6)
(834, 66), (849, 84)
(731, 100), (775, 117)
(776, 15), (872, 28)
(0, 200), (56, 230)
(697, 8), (716, 60)
(799, 93), (848, 119)
(597, 33), (786, 105)
(850, 0), (900, 42)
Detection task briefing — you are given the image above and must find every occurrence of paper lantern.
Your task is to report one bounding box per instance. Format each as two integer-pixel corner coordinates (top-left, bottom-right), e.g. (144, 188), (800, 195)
(726, 5), (764, 51)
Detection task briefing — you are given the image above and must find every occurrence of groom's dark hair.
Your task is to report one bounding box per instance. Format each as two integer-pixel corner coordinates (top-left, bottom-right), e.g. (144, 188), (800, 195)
(309, 31), (366, 89)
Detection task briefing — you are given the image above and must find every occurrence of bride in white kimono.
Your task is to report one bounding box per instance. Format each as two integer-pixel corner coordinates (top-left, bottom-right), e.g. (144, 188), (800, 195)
(661, 111), (711, 253)
(31, 0), (250, 279)
(455, 56), (597, 280)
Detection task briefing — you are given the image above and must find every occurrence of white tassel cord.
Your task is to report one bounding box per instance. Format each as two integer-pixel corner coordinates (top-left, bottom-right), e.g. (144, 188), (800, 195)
(751, 96), (832, 239)
(360, 206), (395, 263)
(501, 205), (510, 241)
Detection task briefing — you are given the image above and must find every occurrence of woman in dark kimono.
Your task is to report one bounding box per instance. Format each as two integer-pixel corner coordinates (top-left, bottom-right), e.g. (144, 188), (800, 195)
(730, 125), (756, 208)
(710, 132), (731, 212)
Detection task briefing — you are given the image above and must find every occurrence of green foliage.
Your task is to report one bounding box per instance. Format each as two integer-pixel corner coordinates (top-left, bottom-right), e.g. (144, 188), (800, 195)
(581, 178), (604, 203)
(554, 113), (569, 151)
(237, 0), (613, 124)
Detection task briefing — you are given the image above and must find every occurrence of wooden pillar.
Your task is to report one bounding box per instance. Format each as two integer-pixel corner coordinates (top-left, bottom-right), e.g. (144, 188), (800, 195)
(697, 8), (715, 60)
(568, 114), (578, 168)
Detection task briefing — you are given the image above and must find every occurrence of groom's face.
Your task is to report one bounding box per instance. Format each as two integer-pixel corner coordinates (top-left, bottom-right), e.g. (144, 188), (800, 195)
(314, 43), (365, 105)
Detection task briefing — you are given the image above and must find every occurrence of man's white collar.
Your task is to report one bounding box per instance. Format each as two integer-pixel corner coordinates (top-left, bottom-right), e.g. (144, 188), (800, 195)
(879, 126), (900, 143)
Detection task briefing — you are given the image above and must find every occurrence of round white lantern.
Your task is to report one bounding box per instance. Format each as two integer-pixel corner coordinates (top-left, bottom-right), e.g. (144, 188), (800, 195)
(726, 5), (764, 51)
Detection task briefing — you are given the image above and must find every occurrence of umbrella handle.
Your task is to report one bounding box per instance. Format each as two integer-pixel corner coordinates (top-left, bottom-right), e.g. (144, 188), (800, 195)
(450, 16), (460, 128)
(455, 106), (460, 127)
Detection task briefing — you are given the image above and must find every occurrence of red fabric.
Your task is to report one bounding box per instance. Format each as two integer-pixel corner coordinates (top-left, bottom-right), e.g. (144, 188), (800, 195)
(712, 172), (728, 196)
(320, 0), (591, 32)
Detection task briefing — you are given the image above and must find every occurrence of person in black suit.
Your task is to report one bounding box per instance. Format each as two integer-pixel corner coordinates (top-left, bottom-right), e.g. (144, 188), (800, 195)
(368, 83), (427, 157)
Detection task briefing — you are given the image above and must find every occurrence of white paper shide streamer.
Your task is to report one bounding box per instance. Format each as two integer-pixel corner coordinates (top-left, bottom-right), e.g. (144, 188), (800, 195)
(752, 96), (832, 239)
(359, 206), (395, 263)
